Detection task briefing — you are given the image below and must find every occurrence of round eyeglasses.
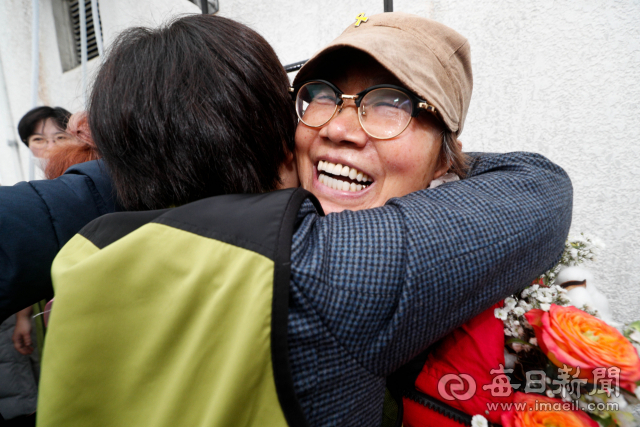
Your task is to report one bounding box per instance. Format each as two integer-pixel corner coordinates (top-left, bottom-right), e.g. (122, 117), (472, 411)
(290, 80), (438, 140)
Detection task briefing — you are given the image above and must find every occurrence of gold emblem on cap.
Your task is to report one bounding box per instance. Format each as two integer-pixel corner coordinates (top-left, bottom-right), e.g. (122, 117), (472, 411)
(354, 13), (368, 27)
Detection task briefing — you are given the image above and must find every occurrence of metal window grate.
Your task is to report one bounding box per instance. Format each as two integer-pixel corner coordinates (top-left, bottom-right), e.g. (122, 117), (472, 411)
(69, 0), (102, 63)
(189, 0), (219, 14)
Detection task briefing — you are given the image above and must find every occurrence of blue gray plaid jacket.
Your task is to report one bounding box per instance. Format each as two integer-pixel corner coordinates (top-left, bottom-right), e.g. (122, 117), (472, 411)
(287, 152), (572, 426)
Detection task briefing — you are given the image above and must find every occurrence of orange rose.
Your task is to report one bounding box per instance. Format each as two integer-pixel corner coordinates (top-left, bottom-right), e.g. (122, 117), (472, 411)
(501, 393), (598, 427)
(526, 305), (640, 391)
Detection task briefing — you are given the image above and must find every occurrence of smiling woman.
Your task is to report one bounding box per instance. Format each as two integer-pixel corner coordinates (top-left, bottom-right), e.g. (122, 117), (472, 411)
(292, 33), (470, 214)
(288, 12), (543, 427)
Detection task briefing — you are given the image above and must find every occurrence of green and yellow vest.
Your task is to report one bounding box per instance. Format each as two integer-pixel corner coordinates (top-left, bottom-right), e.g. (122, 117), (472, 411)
(38, 188), (319, 427)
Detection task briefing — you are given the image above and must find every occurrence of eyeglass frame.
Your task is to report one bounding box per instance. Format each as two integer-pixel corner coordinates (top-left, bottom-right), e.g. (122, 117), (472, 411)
(26, 132), (72, 147)
(289, 79), (438, 140)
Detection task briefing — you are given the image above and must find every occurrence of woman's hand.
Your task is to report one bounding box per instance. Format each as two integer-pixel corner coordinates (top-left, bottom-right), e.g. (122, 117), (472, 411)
(12, 307), (34, 355)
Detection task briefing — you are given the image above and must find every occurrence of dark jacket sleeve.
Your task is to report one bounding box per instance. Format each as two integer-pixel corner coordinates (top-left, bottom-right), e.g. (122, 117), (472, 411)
(290, 151), (573, 375)
(0, 160), (119, 322)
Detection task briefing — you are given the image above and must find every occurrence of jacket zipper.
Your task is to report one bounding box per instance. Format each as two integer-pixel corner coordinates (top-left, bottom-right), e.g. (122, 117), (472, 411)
(402, 387), (500, 427)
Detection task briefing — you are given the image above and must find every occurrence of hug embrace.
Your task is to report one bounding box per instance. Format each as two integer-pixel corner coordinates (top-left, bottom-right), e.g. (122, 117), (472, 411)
(0, 12), (572, 427)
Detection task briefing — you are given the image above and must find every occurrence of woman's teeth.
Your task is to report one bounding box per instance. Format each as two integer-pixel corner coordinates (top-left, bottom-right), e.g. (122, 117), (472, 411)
(317, 160), (371, 192)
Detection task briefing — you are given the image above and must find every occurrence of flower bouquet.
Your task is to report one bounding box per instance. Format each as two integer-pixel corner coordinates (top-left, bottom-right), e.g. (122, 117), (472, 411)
(488, 234), (640, 427)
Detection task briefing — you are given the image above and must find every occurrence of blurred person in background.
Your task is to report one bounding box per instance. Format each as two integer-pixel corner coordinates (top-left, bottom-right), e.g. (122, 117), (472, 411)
(12, 111), (99, 354)
(0, 106), (72, 427)
(1, 110), (98, 426)
(17, 107), (73, 160)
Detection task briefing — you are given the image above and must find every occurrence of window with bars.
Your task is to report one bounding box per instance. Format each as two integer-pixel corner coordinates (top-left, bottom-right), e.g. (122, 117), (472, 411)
(53, 0), (103, 72)
(188, 0), (219, 14)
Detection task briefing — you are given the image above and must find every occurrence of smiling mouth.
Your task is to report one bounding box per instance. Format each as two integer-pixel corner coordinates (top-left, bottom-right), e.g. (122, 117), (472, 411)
(317, 160), (373, 192)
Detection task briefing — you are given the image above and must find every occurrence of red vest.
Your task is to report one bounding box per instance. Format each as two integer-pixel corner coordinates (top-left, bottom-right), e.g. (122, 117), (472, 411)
(403, 303), (513, 427)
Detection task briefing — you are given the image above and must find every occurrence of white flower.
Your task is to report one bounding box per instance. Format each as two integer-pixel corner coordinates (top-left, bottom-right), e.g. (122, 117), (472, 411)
(536, 289), (553, 304)
(540, 303), (551, 311)
(521, 288), (531, 298)
(546, 389), (555, 398)
(628, 330), (640, 344)
(608, 394), (628, 410)
(570, 248), (578, 260)
(504, 297), (517, 310)
(471, 415), (488, 427)
(494, 308), (508, 320)
(513, 307), (525, 316)
(529, 337), (538, 346)
(581, 303), (595, 314)
(635, 387), (640, 401)
(518, 300), (532, 311)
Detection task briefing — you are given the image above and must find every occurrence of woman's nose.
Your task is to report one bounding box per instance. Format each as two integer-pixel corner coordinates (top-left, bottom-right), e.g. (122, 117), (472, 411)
(42, 139), (57, 152)
(318, 103), (368, 146)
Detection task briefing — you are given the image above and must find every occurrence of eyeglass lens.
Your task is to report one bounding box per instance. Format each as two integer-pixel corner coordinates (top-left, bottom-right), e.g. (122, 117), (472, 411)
(28, 133), (71, 147)
(359, 88), (413, 139)
(296, 82), (414, 139)
(296, 83), (338, 127)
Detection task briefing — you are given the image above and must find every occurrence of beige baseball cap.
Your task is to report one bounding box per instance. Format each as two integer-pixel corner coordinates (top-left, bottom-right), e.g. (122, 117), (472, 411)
(293, 12), (473, 134)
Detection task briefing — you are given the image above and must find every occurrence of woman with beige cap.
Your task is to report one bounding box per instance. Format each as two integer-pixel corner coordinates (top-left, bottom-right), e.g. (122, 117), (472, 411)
(292, 12), (471, 215)
(289, 12), (556, 426)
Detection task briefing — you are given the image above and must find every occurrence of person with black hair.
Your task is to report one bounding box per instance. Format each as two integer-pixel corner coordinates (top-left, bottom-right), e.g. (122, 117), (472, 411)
(17, 106), (73, 159)
(33, 13), (571, 427)
(0, 105), (75, 426)
(88, 16), (298, 211)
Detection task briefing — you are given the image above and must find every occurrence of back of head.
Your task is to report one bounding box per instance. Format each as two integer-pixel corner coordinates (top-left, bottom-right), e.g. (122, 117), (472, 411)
(89, 14), (296, 210)
(18, 106), (71, 146)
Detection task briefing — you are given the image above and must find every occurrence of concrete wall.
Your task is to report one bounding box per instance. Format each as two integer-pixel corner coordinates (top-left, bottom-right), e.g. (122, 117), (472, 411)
(0, 0), (200, 184)
(0, 0), (638, 325)
(223, 0), (640, 326)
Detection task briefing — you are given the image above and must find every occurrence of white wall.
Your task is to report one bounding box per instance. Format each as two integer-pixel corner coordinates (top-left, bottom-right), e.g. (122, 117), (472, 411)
(221, 0), (640, 326)
(434, 0), (640, 326)
(0, 0), (200, 184)
(0, 0), (638, 325)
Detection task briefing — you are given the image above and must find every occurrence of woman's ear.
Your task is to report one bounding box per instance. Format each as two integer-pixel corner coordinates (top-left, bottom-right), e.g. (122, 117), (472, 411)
(432, 138), (462, 180)
(277, 149), (300, 189)
(432, 159), (450, 180)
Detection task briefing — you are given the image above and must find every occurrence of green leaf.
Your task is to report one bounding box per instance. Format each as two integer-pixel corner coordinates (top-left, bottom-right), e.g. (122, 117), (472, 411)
(505, 338), (530, 346)
(591, 414), (615, 427)
(627, 320), (640, 332)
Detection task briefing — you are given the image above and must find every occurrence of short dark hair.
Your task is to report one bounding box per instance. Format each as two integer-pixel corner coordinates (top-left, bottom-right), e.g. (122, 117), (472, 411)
(89, 14), (296, 210)
(17, 106), (72, 146)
